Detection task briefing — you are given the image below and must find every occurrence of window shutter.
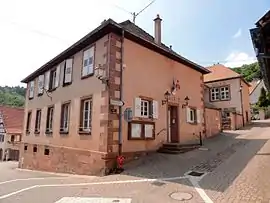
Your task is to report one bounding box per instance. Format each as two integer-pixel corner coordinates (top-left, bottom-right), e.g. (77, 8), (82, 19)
(55, 65), (61, 88)
(64, 59), (73, 83)
(134, 97), (141, 117)
(38, 75), (44, 94)
(44, 71), (50, 90)
(152, 100), (159, 119)
(29, 81), (34, 99)
(197, 109), (201, 123)
(186, 107), (191, 123)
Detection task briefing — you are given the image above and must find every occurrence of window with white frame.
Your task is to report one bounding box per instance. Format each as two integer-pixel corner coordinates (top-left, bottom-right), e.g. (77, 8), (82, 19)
(186, 107), (197, 124)
(140, 100), (150, 118)
(210, 87), (220, 101)
(79, 98), (92, 133)
(82, 47), (94, 77)
(60, 102), (70, 133)
(220, 86), (230, 100)
(46, 106), (54, 133)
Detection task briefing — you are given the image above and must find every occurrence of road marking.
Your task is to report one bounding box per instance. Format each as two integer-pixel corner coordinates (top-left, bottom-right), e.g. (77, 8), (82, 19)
(0, 177), (71, 185)
(189, 178), (213, 203)
(0, 176), (187, 200)
(55, 197), (132, 203)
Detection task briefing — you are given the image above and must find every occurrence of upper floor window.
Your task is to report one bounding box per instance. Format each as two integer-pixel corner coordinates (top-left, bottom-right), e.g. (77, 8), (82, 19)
(49, 66), (60, 91)
(82, 47), (94, 78)
(60, 102), (70, 133)
(35, 109), (41, 134)
(63, 59), (73, 85)
(37, 75), (45, 96)
(0, 134), (4, 142)
(210, 86), (230, 102)
(29, 81), (34, 99)
(26, 111), (32, 134)
(46, 106), (54, 134)
(133, 97), (158, 119)
(79, 97), (92, 134)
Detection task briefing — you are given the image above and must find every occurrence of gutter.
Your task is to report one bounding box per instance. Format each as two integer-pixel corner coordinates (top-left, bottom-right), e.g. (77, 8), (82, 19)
(118, 29), (124, 156)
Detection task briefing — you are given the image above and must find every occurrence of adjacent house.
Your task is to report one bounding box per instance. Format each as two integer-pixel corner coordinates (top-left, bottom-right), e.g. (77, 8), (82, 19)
(19, 15), (212, 175)
(0, 105), (24, 161)
(204, 64), (251, 129)
(249, 79), (266, 105)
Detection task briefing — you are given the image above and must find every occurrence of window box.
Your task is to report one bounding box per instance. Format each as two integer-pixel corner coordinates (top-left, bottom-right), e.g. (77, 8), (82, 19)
(128, 121), (155, 140)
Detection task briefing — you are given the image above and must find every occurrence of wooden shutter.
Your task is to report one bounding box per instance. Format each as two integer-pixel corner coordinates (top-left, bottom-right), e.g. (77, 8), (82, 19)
(64, 59), (73, 84)
(38, 75), (44, 94)
(186, 107), (191, 123)
(134, 97), (141, 117)
(152, 100), (159, 119)
(55, 65), (61, 88)
(197, 109), (201, 123)
(89, 47), (94, 74)
(29, 81), (34, 99)
(44, 71), (50, 90)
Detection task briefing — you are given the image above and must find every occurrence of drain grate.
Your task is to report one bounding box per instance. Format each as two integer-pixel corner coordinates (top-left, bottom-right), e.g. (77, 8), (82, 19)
(187, 171), (204, 177)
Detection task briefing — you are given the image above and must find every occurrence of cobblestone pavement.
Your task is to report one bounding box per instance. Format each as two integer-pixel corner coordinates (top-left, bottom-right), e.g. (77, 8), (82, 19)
(0, 121), (270, 202)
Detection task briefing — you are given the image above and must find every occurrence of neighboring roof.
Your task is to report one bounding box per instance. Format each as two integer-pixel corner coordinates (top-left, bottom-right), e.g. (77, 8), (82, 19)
(0, 106), (24, 134)
(256, 10), (270, 27)
(249, 79), (262, 94)
(204, 64), (250, 86)
(22, 18), (210, 83)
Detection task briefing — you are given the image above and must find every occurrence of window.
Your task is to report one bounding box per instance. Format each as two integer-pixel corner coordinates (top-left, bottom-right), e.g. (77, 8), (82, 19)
(220, 86), (230, 100)
(79, 98), (92, 134)
(24, 144), (28, 151)
(46, 106), (54, 134)
(26, 111), (32, 133)
(49, 66), (60, 90)
(10, 135), (15, 142)
(63, 59), (73, 85)
(128, 121), (155, 140)
(82, 47), (94, 77)
(33, 145), (37, 153)
(141, 100), (150, 118)
(37, 75), (44, 96)
(44, 147), (50, 155)
(210, 86), (230, 101)
(0, 134), (4, 142)
(186, 107), (197, 124)
(60, 102), (70, 133)
(29, 81), (34, 99)
(210, 88), (219, 101)
(35, 109), (41, 133)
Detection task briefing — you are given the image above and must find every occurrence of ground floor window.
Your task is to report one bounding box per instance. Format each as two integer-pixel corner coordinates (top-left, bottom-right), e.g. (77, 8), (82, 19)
(128, 121), (155, 140)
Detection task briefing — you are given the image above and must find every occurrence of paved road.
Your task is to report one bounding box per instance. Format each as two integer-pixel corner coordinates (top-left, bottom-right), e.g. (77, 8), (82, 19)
(0, 120), (270, 203)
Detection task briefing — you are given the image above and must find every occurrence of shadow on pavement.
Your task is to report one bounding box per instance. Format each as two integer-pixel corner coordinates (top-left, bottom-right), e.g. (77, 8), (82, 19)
(121, 121), (269, 193)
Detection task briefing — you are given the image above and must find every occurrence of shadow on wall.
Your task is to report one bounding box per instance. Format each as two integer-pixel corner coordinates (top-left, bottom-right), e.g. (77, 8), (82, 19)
(121, 121), (268, 193)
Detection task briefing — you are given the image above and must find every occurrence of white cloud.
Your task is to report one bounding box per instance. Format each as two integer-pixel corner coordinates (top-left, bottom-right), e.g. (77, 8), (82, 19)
(232, 28), (242, 39)
(224, 51), (257, 68)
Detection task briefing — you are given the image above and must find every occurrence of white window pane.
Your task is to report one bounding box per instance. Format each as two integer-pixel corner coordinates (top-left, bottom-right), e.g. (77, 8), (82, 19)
(145, 125), (153, 138)
(131, 124), (141, 138)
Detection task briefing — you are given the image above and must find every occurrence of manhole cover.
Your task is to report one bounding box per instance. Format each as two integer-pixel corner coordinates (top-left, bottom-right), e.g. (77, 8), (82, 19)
(170, 192), (193, 201)
(187, 171), (204, 177)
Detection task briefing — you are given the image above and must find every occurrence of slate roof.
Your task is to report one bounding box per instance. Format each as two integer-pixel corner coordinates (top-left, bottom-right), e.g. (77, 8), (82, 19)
(0, 105), (24, 134)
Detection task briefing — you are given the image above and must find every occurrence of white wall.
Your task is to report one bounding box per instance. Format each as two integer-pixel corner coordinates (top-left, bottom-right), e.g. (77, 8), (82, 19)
(250, 81), (266, 105)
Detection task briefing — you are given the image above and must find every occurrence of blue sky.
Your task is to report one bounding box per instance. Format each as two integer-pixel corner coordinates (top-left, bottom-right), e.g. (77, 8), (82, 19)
(0, 0), (269, 86)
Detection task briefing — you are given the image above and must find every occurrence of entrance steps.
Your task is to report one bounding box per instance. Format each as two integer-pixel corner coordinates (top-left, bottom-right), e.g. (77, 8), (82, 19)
(157, 143), (200, 154)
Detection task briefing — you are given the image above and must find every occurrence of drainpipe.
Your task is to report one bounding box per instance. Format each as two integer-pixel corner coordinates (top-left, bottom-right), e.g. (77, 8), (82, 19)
(239, 80), (244, 127)
(118, 29), (125, 156)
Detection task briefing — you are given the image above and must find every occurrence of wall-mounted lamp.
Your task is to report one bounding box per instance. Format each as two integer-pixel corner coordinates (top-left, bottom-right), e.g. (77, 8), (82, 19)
(95, 64), (109, 85)
(181, 96), (190, 108)
(162, 91), (171, 105)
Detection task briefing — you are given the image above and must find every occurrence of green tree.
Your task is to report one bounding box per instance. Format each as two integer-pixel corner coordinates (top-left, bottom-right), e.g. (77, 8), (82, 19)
(0, 86), (26, 107)
(232, 62), (261, 82)
(257, 87), (270, 107)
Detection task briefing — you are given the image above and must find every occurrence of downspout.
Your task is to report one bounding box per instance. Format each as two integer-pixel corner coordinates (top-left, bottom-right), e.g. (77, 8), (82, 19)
(239, 79), (244, 126)
(118, 29), (125, 156)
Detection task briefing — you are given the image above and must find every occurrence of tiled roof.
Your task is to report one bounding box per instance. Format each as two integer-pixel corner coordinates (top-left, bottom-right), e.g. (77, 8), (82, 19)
(0, 105), (24, 134)
(204, 64), (241, 82)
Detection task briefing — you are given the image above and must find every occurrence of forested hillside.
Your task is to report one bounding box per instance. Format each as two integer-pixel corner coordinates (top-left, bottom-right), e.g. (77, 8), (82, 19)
(233, 62), (261, 82)
(0, 86), (26, 107)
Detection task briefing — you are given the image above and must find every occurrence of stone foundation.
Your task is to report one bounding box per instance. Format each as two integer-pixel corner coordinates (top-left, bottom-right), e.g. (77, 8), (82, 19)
(19, 144), (109, 176)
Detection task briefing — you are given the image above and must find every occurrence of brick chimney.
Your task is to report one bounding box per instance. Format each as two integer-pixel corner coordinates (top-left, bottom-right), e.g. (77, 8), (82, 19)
(154, 14), (162, 45)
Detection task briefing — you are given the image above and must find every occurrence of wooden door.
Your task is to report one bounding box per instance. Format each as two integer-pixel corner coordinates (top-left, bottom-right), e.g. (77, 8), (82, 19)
(170, 106), (179, 143)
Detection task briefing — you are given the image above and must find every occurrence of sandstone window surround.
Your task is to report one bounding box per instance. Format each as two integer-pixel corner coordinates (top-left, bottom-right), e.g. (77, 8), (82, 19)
(34, 109), (41, 134)
(60, 102), (71, 134)
(82, 46), (95, 79)
(79, 97), (92, 135)
(133, 97), (159, 119)
(210, 85), (231, 102)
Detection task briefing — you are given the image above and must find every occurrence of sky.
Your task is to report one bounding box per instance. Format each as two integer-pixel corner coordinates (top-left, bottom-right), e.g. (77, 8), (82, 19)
(0, 0), (269, 86)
